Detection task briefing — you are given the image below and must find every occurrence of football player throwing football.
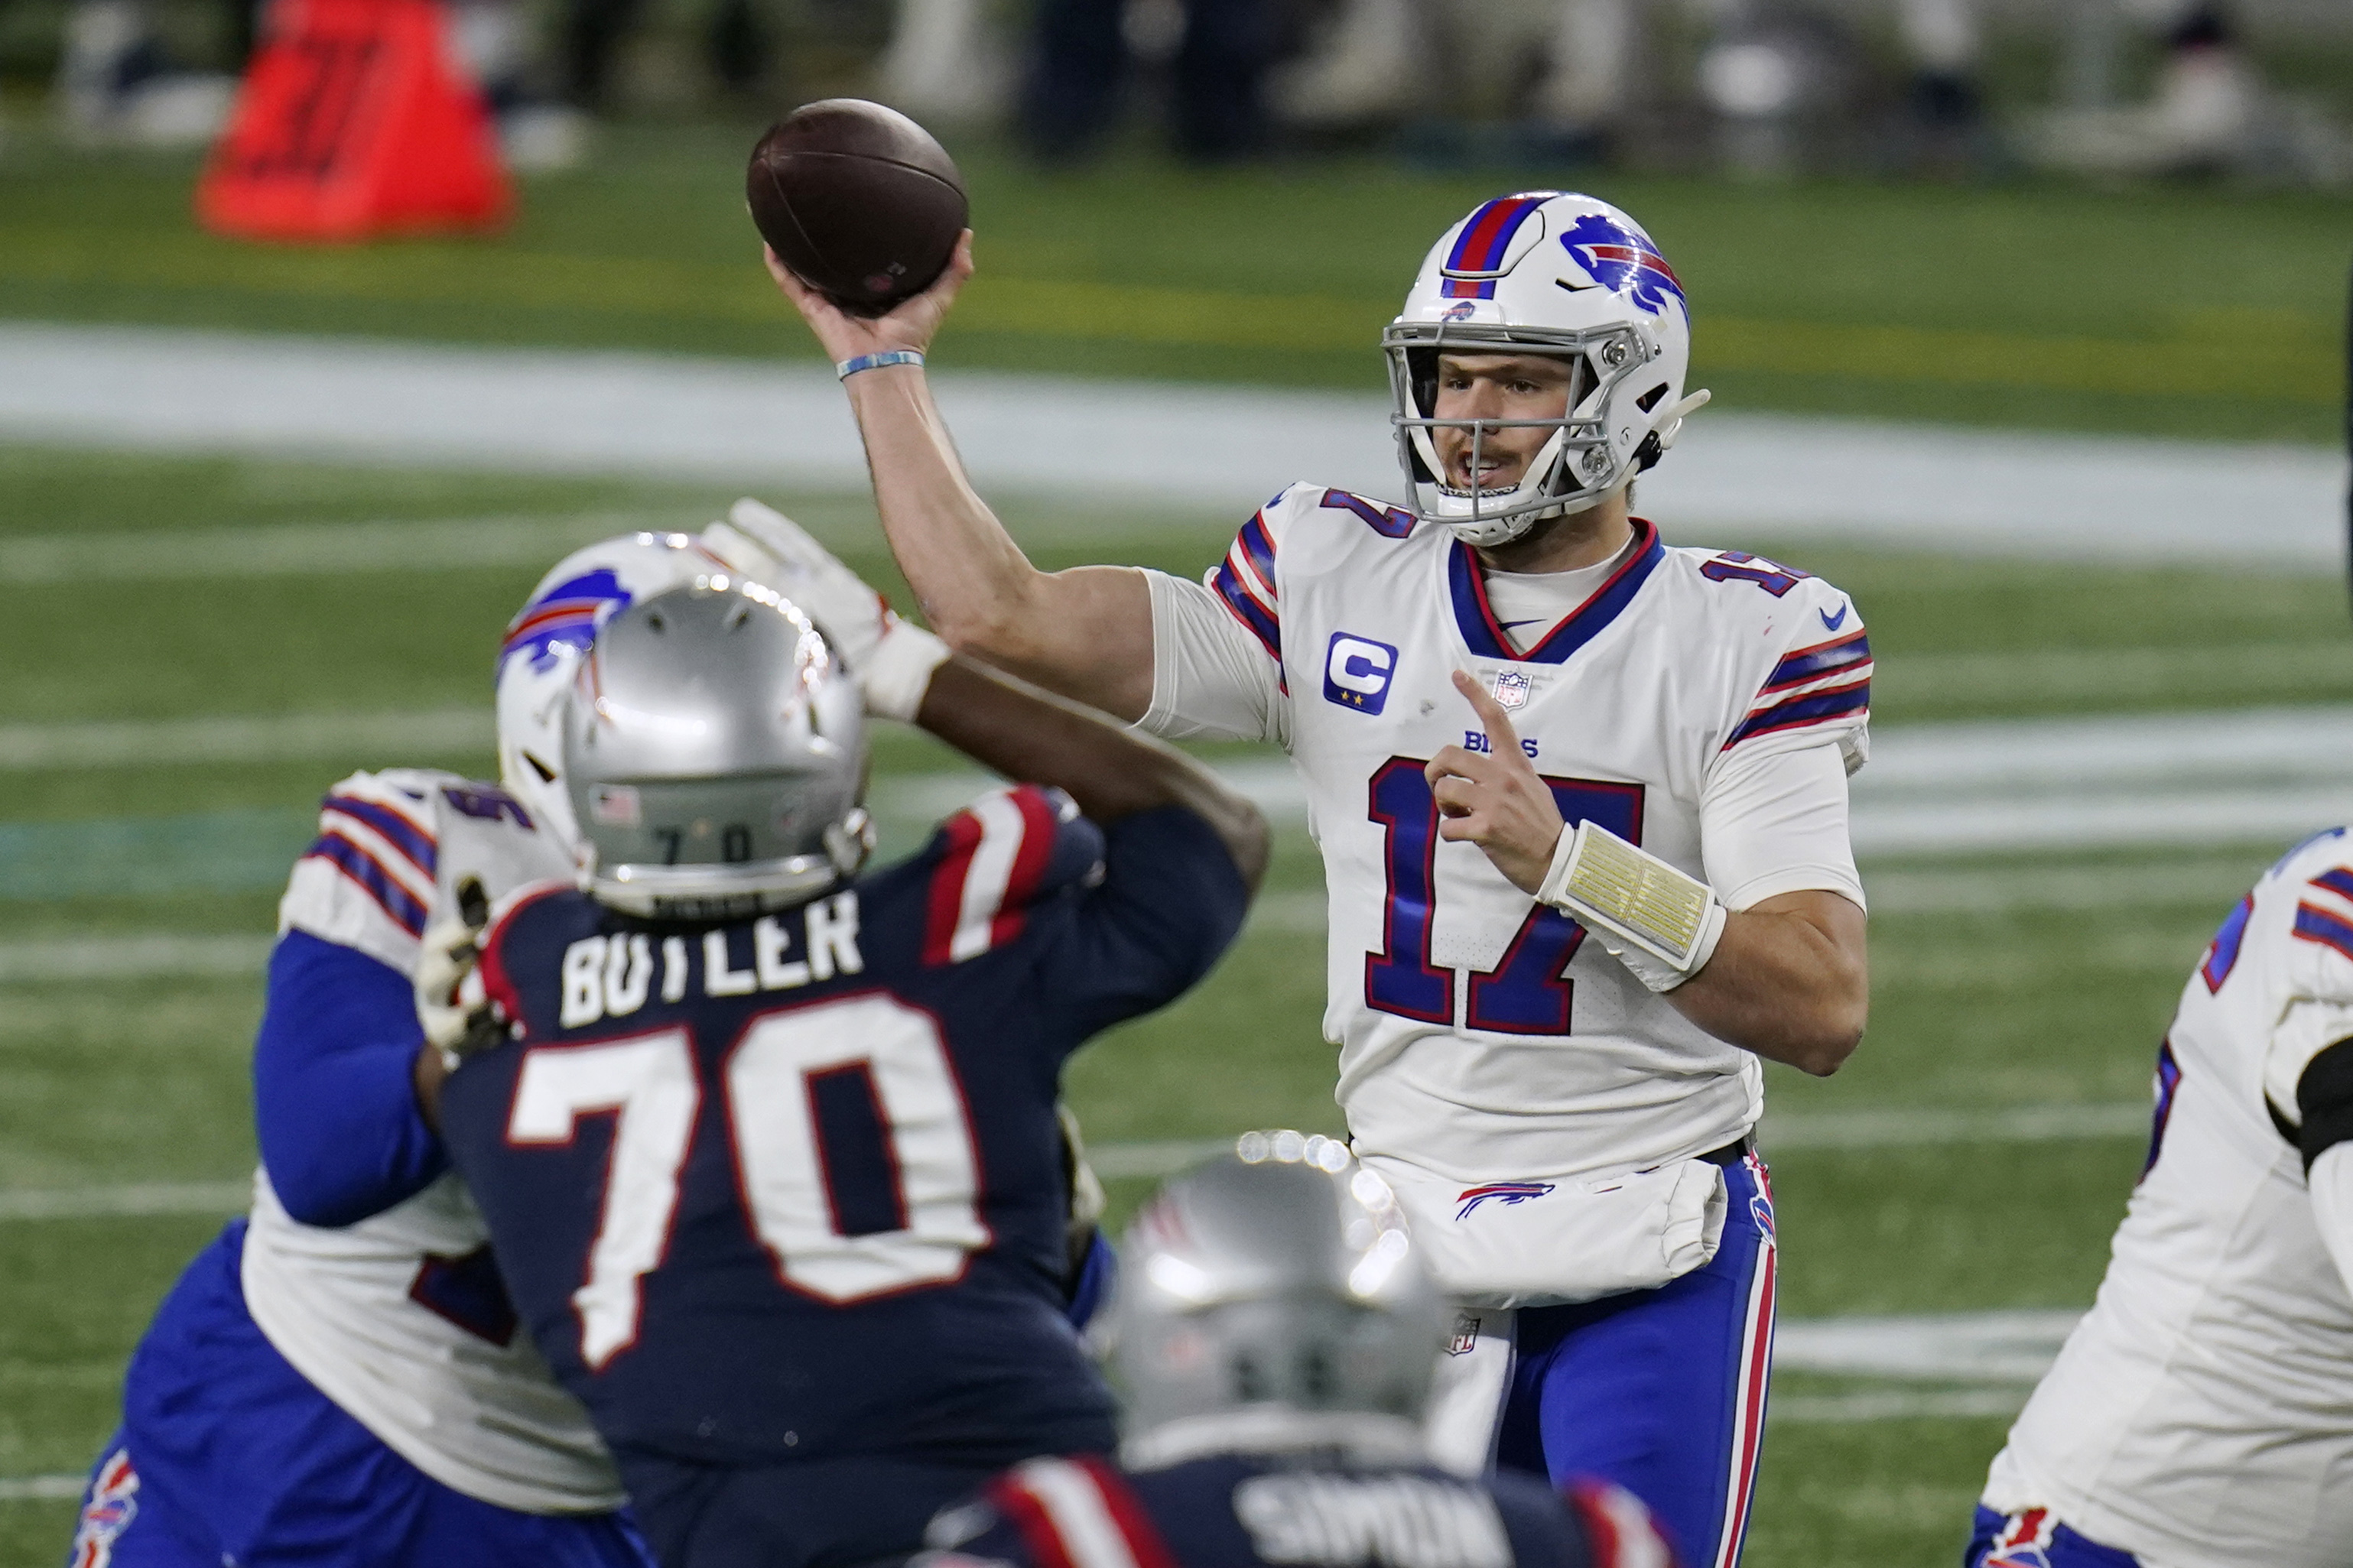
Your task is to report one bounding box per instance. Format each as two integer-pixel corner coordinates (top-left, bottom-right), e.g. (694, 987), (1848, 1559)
(773, 190), (1870, 1568)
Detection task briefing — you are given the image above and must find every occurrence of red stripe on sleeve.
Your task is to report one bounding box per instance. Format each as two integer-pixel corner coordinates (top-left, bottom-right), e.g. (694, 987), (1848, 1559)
(921, 810), (986, 966)
(1070, 1456), (1181, 1568)
(987, 788), (1062, 950)
(986, 1475), (1079, 1568)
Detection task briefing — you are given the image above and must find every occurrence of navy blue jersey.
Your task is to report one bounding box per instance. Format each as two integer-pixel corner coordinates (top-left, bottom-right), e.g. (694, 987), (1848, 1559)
(932, 1451), (1677, 1568)
(438, 790), (1247, 1475)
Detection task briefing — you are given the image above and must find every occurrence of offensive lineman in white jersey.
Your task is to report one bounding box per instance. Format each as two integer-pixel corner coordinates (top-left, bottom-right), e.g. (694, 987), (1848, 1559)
(63, 515), (972, 1568)
(1962, 829), (2353, 1568)
(770, 190), (1870, 1568)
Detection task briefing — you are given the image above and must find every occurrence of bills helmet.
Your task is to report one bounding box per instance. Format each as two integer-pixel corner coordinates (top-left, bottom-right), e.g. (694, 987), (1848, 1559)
(495, 521), (794, 849)
(1386, 191), (1710, 548)
(1108, 1131), (1447, 1440)
(563, 579), (871, 920)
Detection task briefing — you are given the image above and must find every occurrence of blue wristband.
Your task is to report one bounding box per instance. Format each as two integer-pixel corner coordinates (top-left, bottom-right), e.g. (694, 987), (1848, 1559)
(836, 350), (925, 380)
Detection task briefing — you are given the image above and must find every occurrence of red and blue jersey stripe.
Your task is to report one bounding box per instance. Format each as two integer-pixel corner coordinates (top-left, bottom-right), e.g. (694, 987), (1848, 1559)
(1758, 630), (1870, 694)
(1724, 679), (1871, 750)
(1211, 510), (1282, 662)
(320, 794), (438, 879)
(2295, 899), (2353, 965)
(303, 830), (431, 937)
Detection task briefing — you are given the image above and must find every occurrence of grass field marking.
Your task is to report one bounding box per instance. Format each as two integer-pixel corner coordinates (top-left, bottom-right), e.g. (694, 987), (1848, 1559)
(0, 1102), (2151, 1222)
(1878, 643), (2353, 710)
(1864, 859), (2264, 915)
(0, 510), (699, 586)
(0, 1475), (83, 1503)
(0, 710), (490, 771)
(1761, 1104), (2146, 1151)
(1768, 1388), (2028, 1424)
(0, 1180), (251, 1221)
(1776, 1309), (2084, 1384)
(5, 325), (2342, 564)
(1859, 704), (2353, 794)
(0, 933), (273, 982)
(0, 234), (2334, 404)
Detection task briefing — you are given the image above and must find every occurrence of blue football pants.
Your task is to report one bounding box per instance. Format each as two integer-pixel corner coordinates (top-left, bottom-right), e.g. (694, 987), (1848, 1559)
(1495, 1152), (1779, 1568)
(64, 1219), (652, 1568)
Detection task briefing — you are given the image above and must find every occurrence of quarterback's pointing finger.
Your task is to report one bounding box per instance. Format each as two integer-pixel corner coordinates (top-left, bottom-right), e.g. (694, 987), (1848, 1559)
(1454, 669), (1536, 770)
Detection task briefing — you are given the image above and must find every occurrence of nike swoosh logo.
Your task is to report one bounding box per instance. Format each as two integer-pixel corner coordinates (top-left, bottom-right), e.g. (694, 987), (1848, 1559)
(1819, 603), (1849, 631)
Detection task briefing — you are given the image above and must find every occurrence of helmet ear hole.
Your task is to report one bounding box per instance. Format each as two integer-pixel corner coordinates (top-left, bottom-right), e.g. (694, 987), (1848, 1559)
(1635, 382), (1669, 413)
(525, 751), (558, 784)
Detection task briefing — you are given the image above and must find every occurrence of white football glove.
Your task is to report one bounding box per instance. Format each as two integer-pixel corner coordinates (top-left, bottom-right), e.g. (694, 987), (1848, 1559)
(704, 498), (950, 722)
(414, 878), (506, 1066)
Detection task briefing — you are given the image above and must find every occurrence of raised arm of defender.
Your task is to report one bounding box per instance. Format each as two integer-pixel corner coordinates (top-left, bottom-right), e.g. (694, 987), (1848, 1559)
(767, 237), (1158, 721)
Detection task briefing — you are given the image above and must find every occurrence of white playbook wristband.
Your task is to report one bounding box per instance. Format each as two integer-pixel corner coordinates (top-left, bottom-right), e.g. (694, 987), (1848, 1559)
(1537, 820), (1727, 992)
(860, 621), (952, 721)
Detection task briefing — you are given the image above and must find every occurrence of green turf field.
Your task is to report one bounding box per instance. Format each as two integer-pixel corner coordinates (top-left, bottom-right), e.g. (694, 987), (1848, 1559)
(0, 125), (2345, 444)
(1, 440), (2345, 1565)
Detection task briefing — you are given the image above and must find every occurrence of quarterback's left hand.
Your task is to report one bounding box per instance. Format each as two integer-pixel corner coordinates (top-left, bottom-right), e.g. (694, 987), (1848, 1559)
(414, 878), (508, 1065)
(1427, 669), (1563, 895)
(705, 498), (950, 722)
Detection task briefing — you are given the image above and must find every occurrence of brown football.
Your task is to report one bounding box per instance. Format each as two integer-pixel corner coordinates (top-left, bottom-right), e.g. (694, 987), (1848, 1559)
(746, 99), (968, 317)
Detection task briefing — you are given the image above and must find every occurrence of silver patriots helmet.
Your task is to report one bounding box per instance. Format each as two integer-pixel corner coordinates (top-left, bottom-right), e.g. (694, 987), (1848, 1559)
(1108, 1131), (1448, 1438)
(562, 578), (872, 920)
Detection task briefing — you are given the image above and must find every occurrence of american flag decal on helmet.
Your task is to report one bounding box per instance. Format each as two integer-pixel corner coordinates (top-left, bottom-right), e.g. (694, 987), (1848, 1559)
(1558, 213), (1687, 317)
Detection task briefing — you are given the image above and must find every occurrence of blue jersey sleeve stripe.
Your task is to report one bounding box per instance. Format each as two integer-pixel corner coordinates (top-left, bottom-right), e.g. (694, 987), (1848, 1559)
(2294, 902), (2353, 965)
(1723, 678), (1870, 750)
(1211, 561), (1282, 661)
(1760, 631), (1872, 694)
(2312, 868), (2353, 903)
(1237, 515), (1279, 598)
(305, 833), (431, 937)
(322, 796), (438, 878)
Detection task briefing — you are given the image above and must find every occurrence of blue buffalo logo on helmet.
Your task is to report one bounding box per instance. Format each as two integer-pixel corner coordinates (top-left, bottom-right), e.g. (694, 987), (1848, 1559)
(1558, 213), (1688, 318)
(499, 568), (633, 676)
(1454, 1181), (1555, 1219)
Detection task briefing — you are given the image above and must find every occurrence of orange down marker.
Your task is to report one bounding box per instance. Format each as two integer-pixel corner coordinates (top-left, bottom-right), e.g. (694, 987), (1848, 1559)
(197, 0), (512, 243)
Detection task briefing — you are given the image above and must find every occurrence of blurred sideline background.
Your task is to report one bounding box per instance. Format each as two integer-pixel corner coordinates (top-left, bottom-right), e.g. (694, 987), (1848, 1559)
(0, 0), (2349, 1564)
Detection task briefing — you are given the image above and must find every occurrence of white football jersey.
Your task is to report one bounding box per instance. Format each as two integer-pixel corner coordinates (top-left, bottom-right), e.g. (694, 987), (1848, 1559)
(1983, 828), (2353, 1568)
(242, 768), (625, 1514)
(1146, 484), (1869, 1232)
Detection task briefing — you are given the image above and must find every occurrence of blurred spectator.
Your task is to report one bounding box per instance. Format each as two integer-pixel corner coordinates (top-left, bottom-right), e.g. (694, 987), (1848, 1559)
(1018, 0), (1288, 162)
(881, 0), (1016, 125)
(53, 0), (234, 146)
(2030, 0), (2349, 184)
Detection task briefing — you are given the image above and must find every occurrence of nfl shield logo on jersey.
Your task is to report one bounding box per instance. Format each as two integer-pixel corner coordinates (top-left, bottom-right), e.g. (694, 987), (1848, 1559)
(1447, 1312), (1483, 1355)
(1492, 670), (1532, 710)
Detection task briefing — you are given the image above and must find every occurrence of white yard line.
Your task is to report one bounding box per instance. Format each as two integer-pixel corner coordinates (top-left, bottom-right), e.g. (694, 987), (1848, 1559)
(0, 933), (273, 982)
(0, 1180), (252, 1220)
(0, 511), (696, 586)
(6, 702), (2352, 854)
(0, 710), (489, 771)
(1, 323), (2340, 566)
(0, 1475), (86, 1502)
(0, 1101), (2148, 1223)
(1769, 1388), (2030, 1424)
